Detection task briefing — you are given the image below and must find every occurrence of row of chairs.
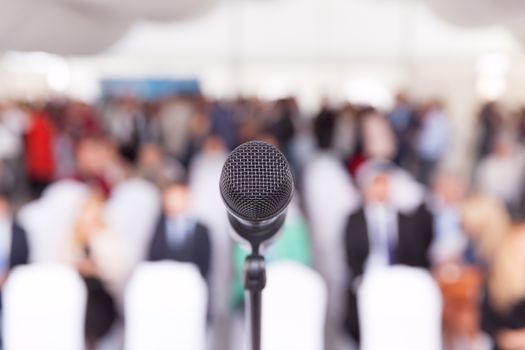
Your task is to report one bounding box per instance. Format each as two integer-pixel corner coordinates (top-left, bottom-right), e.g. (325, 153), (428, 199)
(2, 261), (442, 350)
(3, 261), (324, 350)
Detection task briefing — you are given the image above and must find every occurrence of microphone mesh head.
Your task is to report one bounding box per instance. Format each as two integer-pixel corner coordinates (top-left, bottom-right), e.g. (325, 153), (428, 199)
(220, 141), (294, 222)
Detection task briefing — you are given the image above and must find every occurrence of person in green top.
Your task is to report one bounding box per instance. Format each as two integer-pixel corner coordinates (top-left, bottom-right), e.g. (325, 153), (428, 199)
(231, 200), (313, 309)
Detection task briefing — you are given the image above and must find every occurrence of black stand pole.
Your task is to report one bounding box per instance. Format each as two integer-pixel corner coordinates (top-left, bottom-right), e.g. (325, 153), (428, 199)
(243, 253), (266, 350)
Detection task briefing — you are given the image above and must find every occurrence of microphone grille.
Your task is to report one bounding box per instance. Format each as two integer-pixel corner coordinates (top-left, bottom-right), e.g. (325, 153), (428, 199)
(220, 141), (294, 222)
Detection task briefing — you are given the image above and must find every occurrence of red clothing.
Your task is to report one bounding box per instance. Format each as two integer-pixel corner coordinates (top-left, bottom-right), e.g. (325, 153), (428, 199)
(25, 113), (55, 181)
(348, 152), (367, 176)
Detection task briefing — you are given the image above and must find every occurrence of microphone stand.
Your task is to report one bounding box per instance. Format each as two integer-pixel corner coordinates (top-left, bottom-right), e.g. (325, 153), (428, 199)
(227, 213), (286, 350)
(243, 249), (266, 350)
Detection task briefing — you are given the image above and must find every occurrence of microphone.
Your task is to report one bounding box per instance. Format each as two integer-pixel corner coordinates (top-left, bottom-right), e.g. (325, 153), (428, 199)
(219, 140), (294, 350)
(219, 140), (294, 254)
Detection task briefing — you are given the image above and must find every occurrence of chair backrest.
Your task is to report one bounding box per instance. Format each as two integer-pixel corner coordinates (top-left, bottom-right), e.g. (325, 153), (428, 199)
(3, 264), (87, 350)
(124, 262), (208, 350)
(105, 179), (161, 266)
(358, 266), (442, 350)
(18, 180), (89, 263)
(262, 261), (327, 350)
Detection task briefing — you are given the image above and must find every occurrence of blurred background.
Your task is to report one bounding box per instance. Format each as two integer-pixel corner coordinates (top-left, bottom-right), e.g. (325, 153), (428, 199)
(1, 0), (525, 349)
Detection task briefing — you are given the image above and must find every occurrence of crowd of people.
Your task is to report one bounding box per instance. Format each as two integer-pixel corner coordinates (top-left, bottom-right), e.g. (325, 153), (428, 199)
(0, 92), (525, 350)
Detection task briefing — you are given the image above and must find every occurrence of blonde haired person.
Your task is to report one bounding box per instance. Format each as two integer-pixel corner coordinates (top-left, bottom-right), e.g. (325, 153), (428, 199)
(63, 190), (129, 349)
(462, 194), (511, 265)
(482, 225), (525, 350)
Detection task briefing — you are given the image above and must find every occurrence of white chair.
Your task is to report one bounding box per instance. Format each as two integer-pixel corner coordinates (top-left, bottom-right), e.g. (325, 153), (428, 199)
(105, 179), (161, 266)
(18, 180), (90, 263)
(358, 266), (443, 350)
(261, 262), (327, 350)
(3, 264), (87, 350)
(124, 262), (208, 350)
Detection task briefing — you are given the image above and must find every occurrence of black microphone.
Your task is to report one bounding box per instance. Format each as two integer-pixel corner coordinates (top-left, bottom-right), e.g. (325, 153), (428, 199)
(219, 140), (294, 350)
(219, 140), (294, 254)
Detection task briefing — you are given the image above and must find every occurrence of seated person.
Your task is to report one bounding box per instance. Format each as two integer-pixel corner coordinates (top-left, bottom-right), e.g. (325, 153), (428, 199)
(147, 180), (211, 278)
(344, 159), (434, 343)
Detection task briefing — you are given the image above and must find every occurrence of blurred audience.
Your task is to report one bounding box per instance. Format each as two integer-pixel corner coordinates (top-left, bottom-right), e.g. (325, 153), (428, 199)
(1, 90), (525, 350)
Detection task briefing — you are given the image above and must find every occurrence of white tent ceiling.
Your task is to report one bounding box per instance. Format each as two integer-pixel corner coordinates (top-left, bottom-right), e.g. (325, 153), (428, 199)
(0, 0), (525, 55)
(0, 0), (525, 63)
(0, 0), (131, 55)
(0, 0), (524, 56)
(424, 0), (525, 28)
(106, 0), (519, 59)
(62, 0), (218, 21)
(0, 0), (219, 55)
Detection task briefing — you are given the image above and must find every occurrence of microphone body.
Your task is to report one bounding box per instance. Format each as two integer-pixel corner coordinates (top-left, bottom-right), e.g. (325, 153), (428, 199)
(219, 140), (294, 350)
(219, 140), (294, 252)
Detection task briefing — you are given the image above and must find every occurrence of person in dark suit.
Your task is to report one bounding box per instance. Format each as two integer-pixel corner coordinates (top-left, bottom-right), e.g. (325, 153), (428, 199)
(7, 219), (29, 270)
(0, 190), (29, 276)
(148, 180), (211, 278)
(343, 160), (433, 343)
